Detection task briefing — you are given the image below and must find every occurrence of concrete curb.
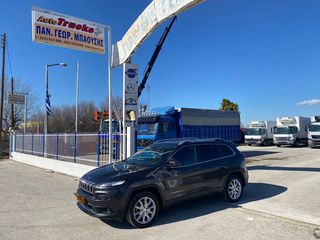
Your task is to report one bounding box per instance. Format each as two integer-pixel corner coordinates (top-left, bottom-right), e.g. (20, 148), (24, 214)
(10, 152), (96, 178)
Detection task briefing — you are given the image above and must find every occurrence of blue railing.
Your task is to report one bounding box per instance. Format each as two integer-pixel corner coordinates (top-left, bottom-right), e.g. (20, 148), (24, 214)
(11, 132), (122, 166)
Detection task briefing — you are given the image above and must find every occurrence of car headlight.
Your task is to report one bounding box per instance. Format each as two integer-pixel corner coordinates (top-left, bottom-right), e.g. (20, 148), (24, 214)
(95, 180), (126, 189)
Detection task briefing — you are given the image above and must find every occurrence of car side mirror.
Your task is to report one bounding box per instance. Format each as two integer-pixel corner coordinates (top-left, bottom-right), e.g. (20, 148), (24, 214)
(166, 158), (181, 168)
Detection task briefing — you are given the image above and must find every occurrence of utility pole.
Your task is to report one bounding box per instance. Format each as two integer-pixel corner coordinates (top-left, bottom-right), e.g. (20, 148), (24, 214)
(0, 33), (6, 154)
(11, 77), (14, 129)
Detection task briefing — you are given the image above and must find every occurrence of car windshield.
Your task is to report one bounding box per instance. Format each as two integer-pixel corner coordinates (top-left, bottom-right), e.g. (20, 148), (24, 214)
(246, 128), (262, 135)
(274, 126), (297, 134)
(127, 143), (176, 166)
(309, 125), (320, 132)
(138, 123), (158, 135)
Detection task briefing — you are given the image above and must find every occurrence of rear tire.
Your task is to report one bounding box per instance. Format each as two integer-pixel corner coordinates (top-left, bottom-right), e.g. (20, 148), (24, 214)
(126, 191), (159, 228)
(223, 175), (243, 203)
(276, 144), (281, 147)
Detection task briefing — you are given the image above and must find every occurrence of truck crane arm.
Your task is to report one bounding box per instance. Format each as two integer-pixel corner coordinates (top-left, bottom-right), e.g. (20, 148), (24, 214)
(138, 16), (177, 98)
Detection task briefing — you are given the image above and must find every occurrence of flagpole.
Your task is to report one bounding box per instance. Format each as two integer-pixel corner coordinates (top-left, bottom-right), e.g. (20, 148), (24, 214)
(44, 65), (48, 157)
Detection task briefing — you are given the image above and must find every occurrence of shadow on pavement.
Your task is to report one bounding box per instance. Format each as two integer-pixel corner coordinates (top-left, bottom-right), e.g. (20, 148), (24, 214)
(241, 151), (280, 158)
(248, 165), (320, 172)
(102, 182), (287, 229)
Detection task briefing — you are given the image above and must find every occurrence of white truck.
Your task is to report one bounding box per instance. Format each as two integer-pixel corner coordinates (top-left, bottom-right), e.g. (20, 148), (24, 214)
(245, 120), (276, 146)
(273, 116), (311, 147)
(308, 116), (320, 148)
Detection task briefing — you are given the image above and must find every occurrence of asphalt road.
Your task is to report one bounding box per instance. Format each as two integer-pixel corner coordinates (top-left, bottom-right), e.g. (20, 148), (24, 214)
(1, 146), (319, 240)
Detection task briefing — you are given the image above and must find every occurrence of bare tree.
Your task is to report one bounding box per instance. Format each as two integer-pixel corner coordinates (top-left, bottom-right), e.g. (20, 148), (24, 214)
(100, 96), (123, 121)
(78, 101), (100, 132)
(38, 101), (100, 133)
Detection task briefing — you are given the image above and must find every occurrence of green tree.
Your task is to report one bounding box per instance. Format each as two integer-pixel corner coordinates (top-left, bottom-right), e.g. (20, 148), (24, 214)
(219, 98), (239, 112)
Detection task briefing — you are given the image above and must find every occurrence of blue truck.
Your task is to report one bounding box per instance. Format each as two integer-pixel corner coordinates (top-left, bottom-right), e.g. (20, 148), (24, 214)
(137, 106), (241, 150)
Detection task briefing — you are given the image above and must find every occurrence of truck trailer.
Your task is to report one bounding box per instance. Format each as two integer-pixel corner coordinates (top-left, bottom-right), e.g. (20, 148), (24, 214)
(273, 116), (311, 147)
(245, 120), (276, 146)
(308, 116), (320, 148)
(137, 106), (240, 150)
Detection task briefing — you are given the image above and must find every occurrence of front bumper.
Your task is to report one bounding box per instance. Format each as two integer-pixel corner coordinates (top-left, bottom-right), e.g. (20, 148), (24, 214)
(245, 139), (262, 145)
(75, 188), (127, 220)
(274, 140), (295, 145)
(309, 140), (320, 148)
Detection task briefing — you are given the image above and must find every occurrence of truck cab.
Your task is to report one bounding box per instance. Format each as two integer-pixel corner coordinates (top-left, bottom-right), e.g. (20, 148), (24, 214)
(273, 116), (310, 147)
(101, 119), (121, 134)
(245, 121), (275, 146)
(308, 116), (320, 148)
(137, 108), (178, 150)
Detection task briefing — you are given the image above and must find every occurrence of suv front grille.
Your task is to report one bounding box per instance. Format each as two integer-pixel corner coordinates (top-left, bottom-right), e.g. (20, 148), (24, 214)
(312, 135), (320, 140)
(137, 139), (154, 147)
(79, 179), (95, 194)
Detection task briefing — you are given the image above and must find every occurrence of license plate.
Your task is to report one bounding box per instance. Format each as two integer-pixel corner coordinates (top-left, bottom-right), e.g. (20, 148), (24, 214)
(75, 193), (87, 204)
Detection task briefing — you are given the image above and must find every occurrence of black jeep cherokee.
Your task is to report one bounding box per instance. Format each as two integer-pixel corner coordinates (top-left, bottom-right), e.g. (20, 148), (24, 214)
(75, 138), (248, 228)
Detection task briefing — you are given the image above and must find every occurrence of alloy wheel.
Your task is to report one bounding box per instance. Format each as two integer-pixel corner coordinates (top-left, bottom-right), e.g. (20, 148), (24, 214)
(228, 179), (242, 200)
(133, 197), (156, 224)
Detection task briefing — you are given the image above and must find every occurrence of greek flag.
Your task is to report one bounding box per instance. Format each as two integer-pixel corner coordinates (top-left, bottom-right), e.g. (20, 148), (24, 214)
(46, 90), (52, 116)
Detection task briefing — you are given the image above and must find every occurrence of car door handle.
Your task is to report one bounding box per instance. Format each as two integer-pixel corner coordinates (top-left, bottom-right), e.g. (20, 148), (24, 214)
(191, 167), (200, 172)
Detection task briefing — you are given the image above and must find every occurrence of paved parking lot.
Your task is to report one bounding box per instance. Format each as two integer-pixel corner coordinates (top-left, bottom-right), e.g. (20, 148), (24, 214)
(1, 146), (319, 240)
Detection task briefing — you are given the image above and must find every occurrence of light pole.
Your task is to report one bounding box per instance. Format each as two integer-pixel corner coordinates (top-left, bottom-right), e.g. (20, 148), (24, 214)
(44, 63), (67, 157)
(75, 61), (80, 133)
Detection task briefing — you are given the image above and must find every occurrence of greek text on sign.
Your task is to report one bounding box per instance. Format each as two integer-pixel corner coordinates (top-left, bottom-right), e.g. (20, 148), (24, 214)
(8, 94), (25, 105)
(32, 7), (106, 54)
(112, 0), (206, 67)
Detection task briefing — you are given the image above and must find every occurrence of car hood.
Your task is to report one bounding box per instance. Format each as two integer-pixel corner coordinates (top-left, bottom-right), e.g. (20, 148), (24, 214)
(81, 161), (153, 184)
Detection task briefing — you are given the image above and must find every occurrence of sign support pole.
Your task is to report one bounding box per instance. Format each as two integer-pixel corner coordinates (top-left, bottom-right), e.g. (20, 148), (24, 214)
(107, 27), (113, 164)
(11, 77), (14, 129)
(122, 64), (127, 160)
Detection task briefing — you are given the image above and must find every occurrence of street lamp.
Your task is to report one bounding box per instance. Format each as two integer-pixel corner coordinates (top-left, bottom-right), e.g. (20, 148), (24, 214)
(44, 63), (67, 157)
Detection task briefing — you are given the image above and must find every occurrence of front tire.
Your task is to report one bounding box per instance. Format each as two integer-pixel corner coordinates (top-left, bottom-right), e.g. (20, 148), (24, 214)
(126, 191), (159, 228)
(223, 175), (243, 203)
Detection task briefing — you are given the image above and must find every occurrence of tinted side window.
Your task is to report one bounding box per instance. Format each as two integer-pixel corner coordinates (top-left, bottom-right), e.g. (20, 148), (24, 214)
(197, 145), (221, 162)
(171, 146), (196, 166)
(219, 145), (234, 157)
(163, 122), (170, 132)
(170, 121), (176, 131)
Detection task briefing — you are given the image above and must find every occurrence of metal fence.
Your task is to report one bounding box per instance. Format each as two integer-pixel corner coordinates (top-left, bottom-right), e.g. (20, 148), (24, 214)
(11, 132), (123, 166)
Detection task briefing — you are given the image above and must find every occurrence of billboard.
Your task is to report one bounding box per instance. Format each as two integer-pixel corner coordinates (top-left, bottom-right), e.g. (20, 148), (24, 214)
(112, 0), (206, 67)
(124, 63), (138, 113)
(32, 7), (106, 54)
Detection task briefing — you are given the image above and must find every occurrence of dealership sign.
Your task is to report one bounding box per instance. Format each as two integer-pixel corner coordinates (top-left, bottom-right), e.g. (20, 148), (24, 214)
(112, 0), (205, 67)
(32, 7), (106, 54)
(124, 63), (138, 112)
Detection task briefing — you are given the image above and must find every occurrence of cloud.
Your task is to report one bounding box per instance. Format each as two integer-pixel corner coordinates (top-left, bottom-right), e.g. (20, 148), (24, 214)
(296, 99), (320, 106)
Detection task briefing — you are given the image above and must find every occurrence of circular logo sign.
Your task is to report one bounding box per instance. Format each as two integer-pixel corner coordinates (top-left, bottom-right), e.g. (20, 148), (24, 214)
(126, 69), (137, 78)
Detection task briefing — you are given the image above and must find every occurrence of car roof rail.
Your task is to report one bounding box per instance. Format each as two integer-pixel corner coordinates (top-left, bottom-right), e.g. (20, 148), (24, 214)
(154, 137), (199, 144)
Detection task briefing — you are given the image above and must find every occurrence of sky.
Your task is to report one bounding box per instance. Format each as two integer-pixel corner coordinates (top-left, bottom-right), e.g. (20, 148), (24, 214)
(1, 0), (320, 125)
